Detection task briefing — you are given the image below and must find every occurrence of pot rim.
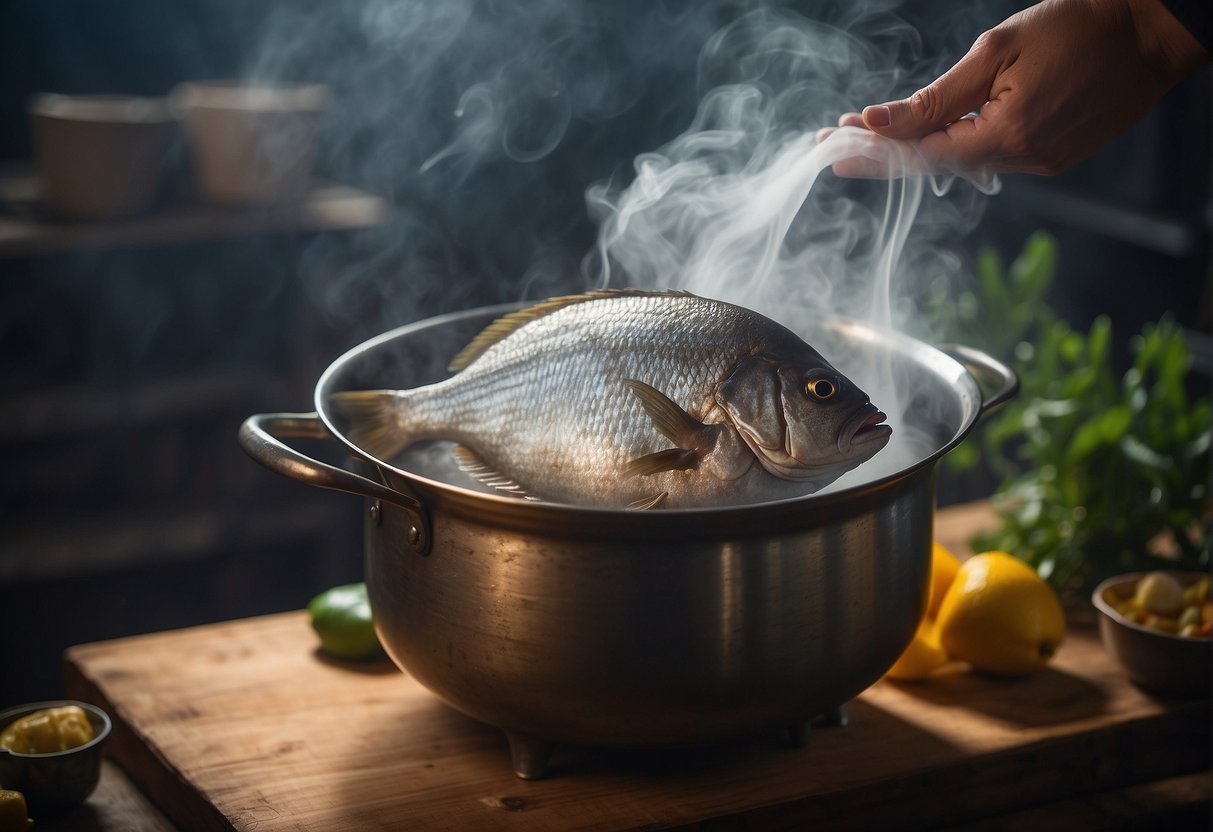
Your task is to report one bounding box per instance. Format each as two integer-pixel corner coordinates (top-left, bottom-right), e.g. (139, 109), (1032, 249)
(312, 301), (1002, 527)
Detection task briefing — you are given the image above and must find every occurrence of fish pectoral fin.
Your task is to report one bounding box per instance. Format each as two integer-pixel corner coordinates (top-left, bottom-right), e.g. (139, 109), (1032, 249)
(451, 445), (534, 500)
(623, 448), (699, 478)
(330, 390), (411, 462)
(623, 378), (705, 447)
(627, 492), (669, 511)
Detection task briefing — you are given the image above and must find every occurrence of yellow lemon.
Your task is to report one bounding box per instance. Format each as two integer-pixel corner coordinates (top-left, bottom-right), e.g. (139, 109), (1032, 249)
(884, 541), (962, 681)
(936, 550), (1065, 677)
(927, 541), (962, 619)
(884, 618), (949, 681)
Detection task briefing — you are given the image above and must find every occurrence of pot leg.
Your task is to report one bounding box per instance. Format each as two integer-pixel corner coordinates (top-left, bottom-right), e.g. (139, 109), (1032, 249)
(788, 704), (849, 746)
(505, 731), (553, 780)
(821, 704), (848, 727)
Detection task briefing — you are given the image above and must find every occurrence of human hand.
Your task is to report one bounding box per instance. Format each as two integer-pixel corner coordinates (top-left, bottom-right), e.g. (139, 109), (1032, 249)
(821, 0), (1210, 179)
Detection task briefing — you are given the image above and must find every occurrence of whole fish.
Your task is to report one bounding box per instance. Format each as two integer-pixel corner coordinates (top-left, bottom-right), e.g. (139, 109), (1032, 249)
(331, 289), (891, 509)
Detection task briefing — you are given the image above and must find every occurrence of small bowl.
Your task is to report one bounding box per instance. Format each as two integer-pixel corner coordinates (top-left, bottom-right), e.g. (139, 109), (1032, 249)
(29, 93), (175, 219)
(1092, 572), (1211, 697)
(0, 700), (112, 812)
(172, 80), (329, 206)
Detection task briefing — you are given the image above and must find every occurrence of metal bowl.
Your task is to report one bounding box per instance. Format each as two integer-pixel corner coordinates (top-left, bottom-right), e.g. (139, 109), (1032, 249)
(241, 304), (1017, 778)
(1092, 572), (1211, 697)
(0, 700), (111, 812)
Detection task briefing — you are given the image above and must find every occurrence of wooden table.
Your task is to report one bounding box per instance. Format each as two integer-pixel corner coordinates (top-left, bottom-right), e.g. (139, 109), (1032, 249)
(48, 503), (1213, 830)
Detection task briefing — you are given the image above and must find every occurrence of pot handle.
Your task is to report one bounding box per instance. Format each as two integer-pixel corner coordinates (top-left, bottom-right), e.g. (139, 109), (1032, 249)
(238, 412), (430, 554)
(940, 344), (1019, 418)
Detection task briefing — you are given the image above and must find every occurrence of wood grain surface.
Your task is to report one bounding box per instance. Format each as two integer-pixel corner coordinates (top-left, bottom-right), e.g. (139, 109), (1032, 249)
(62, 504), (1211, 832)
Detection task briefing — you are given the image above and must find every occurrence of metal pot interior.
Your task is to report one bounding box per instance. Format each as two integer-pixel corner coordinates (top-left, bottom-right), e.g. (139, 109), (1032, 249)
(316, 302), (980, 520)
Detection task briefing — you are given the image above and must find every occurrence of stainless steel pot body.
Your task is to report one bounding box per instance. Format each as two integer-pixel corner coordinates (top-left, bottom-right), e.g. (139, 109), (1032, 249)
(241, 303), (1015, 772)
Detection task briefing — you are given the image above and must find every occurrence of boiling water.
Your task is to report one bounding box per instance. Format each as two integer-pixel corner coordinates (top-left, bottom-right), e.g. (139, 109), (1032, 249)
(385, 321), (958, 505)
(394, 417), (945, 504)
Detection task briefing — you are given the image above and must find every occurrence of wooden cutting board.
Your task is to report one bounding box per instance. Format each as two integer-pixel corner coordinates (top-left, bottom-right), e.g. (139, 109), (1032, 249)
(63, 505), (1211, 832)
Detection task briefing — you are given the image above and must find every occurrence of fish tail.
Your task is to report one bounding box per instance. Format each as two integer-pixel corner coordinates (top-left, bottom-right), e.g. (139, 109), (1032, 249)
(329, 390), (413, 462)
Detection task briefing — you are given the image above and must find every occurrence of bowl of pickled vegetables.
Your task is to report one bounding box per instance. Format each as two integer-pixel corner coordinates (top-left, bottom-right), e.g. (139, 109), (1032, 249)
(0, 701), (111, 813)
(1092, 571), (1211, 696)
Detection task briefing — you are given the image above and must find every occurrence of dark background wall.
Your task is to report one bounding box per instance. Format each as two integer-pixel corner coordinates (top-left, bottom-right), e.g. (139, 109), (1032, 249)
(1, 0), (1208, 704)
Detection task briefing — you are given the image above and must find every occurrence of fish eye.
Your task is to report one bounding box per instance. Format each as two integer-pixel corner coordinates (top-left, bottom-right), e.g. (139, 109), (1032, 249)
(805, 376), (837, 401)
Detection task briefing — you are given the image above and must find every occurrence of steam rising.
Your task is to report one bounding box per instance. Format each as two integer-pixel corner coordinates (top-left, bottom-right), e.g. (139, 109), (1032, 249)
(246, 2), (992, 328)
(588, 6), (996, 324)
(581, 6), (999, 485)
(248, 1), (739, 337)
(250, 1), (1002, 492)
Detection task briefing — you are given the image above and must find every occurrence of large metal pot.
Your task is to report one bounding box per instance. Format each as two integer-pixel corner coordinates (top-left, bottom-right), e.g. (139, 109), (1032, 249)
(239, 303), (1015, 779)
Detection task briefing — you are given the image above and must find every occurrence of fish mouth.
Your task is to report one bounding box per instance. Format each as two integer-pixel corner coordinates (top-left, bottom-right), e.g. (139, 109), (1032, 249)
(840, 403), (892, 452)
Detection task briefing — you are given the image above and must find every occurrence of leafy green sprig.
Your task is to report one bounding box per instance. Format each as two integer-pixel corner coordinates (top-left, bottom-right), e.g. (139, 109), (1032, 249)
(929, 232), (1210, 591)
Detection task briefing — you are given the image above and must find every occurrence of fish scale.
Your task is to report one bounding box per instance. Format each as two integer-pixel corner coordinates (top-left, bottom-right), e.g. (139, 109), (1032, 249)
(333, 290), (891, 508)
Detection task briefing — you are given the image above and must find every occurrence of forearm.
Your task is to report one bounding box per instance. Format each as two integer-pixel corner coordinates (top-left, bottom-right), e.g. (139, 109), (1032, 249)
(1128, 0), (1212, 82)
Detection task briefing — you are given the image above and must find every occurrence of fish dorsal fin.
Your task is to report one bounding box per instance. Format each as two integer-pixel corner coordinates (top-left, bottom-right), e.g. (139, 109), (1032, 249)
(448, 289), (696, 372)
(451, 445), (537, 500)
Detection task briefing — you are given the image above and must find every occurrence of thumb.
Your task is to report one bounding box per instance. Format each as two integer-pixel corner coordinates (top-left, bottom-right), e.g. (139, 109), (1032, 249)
(862, 36), (1002, 139)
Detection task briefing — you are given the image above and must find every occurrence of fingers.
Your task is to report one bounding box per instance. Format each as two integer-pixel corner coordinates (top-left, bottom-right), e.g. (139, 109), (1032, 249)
(915, 115), (1003, 183)
(818, 27), (1010, 179)
(829, 156), (900, 180)
(815, 124), (934, 180)
(861, 29), (1007, 140)
(816, 115), (1003, 183)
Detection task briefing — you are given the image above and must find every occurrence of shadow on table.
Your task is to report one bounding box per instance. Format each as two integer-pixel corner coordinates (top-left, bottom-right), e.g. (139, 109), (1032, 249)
(881, 664), (1110, 729)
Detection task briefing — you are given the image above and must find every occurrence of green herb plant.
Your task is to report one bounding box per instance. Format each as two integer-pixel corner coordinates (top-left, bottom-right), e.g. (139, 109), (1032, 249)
(928, 231), (1210, 592)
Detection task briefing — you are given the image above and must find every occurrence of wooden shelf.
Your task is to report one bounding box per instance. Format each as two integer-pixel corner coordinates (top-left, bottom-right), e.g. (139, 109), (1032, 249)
(0, 165), (390, 258)
(0, 369), (295, 441)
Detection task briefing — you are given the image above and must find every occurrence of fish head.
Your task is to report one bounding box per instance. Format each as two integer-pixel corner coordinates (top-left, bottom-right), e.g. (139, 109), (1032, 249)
(717, 353), (892, 483)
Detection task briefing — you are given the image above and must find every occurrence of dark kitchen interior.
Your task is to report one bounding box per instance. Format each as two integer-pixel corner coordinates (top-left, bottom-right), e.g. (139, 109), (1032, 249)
(1, 0), (1209, 777)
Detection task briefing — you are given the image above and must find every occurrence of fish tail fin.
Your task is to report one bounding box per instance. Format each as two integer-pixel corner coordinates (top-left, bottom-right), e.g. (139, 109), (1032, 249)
(329, 390), (412, 462)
